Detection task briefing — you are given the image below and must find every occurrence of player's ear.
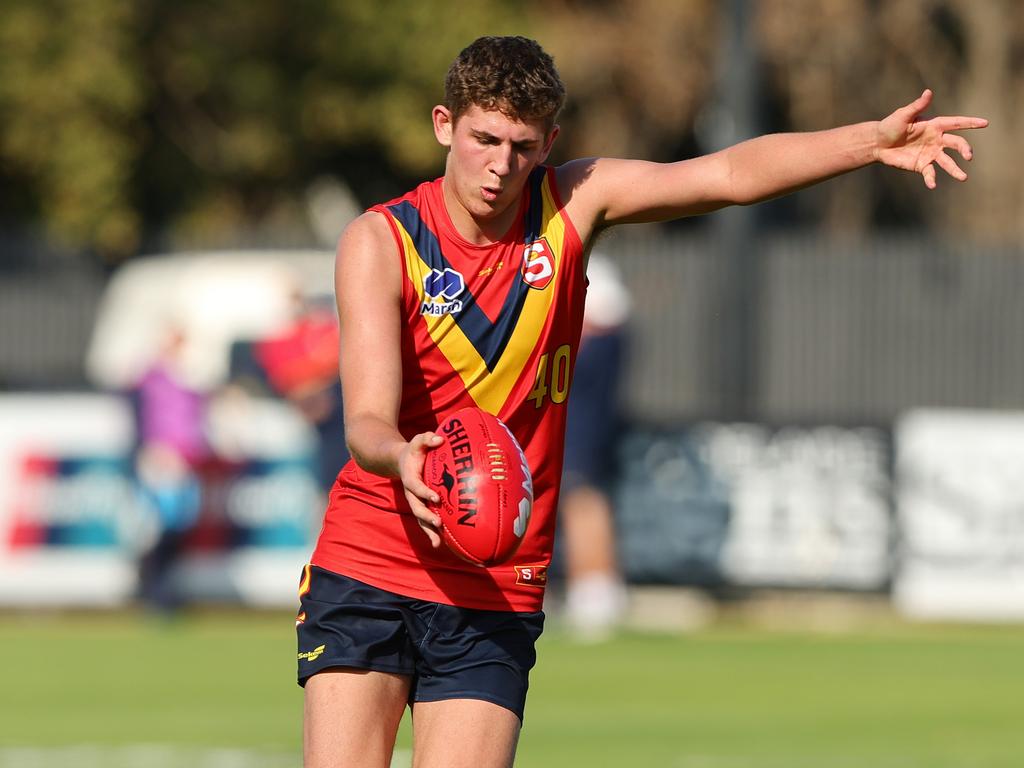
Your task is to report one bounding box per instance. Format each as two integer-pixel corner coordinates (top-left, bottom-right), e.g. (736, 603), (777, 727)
(433, 106), (454, 148)
(538, 124), (560, 163)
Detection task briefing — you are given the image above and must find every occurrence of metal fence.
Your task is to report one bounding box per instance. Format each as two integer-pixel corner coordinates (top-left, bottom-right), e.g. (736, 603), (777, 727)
(2, 230), (1024, 423)
(602, 229), (1024, 424)
(0, 246), (104, 390)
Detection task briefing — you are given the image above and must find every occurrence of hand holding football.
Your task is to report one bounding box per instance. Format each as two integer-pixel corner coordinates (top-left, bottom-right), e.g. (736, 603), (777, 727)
(423, 408), (533, 567)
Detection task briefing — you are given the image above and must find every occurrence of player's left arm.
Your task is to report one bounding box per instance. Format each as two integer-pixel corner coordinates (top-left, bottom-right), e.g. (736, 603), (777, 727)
(561, 89), (987, 230)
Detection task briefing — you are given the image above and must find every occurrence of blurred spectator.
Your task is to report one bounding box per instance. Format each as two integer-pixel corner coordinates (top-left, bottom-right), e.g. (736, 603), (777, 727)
(252, 292), (348, 493)
(132, 327), (208, 614)
(560, 253), (632, 639)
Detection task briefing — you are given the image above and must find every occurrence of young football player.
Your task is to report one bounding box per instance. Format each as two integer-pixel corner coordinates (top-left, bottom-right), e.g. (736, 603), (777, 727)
(298, 35), (986, 768)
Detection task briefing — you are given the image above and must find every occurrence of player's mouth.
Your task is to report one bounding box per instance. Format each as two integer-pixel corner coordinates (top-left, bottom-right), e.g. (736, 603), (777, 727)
(481, 185), (502, 202)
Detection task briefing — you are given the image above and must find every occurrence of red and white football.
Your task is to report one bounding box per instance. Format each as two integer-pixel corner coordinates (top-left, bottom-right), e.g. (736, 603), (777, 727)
(424, 407), (534, 567)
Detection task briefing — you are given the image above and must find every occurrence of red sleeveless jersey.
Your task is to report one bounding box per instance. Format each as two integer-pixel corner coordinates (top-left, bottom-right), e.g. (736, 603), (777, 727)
(311, 166), (586, 611)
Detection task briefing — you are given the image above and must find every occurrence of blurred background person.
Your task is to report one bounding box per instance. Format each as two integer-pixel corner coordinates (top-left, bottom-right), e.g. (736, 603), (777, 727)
(559, 253), (632, 639)
(131, 325), (208, 615)
(251, 289), (349, 495)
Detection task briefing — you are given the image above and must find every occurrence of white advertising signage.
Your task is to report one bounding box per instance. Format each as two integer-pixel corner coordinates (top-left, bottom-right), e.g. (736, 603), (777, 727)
(711, 424), (892, 589)
(617, 423), (892, 589)
(0, 394), (138, 606)
(895, 409), (1024, 621)
(0, 393), (319, 607)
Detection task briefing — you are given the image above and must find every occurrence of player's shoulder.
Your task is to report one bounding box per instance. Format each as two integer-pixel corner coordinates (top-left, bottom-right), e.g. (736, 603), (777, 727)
(554, 157), (601, 191)
(339, 176), (441, 256)
(555, 156), (667, 236)
(335, 210), (403, 292)
(337, 209), (396, 256)
(553, 157), (619, 241)
(554, 156), (639, 194)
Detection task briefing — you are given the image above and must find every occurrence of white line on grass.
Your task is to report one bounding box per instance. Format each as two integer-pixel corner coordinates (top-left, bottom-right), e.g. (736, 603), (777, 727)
(0, 745), (299, 768)
(0, 745), (413, 768)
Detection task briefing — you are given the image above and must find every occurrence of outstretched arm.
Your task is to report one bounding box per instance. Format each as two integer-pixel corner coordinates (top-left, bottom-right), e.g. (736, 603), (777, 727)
(560, 89), (988, 231)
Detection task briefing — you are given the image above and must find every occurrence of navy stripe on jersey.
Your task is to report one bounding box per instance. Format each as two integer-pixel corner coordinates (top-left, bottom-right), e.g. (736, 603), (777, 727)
(387, 199), (535, 371)
(523, 167), (545, 243)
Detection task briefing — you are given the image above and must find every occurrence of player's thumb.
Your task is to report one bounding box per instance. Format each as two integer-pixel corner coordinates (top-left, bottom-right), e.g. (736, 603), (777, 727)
(412, 431), (443, 454)
(901, 88), (932, 120)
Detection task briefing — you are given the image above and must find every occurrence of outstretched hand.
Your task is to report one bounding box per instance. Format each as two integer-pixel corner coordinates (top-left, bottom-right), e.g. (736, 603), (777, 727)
(875, 89), (988, 189)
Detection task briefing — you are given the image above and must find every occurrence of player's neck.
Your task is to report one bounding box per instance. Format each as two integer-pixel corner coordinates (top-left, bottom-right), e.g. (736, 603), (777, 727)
(440, 176), (523, 246)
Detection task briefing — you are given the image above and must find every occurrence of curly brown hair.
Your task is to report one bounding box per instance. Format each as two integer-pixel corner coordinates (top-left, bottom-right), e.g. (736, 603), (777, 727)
(445, 36), (566, 129)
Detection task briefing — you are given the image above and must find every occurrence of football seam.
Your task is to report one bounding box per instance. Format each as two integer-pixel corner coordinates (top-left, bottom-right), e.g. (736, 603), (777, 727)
(492, 470), (503, 565)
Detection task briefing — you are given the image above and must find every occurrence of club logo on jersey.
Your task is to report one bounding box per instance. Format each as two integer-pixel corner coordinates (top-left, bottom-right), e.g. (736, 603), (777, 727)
(422, 267), (465, 316)
(522, 238), (554, 290)
(514, 564), (548, 587)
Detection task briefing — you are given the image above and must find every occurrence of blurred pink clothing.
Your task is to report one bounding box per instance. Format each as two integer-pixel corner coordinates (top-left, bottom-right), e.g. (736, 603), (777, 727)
(135, 365), (207, 463)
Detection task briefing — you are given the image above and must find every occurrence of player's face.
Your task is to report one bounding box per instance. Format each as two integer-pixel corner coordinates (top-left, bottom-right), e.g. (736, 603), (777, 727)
(434, 104), (558, 228)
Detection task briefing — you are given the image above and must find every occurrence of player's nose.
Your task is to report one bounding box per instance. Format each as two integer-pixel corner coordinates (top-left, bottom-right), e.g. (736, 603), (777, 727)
(488, 144), (512, 177)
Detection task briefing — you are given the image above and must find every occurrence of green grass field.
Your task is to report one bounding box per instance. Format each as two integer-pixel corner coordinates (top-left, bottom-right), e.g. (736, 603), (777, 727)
(1, 609), (1022, 767)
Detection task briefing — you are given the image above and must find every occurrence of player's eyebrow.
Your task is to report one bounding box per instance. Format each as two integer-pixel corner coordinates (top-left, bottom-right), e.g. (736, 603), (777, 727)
(470, 129), (538, 149)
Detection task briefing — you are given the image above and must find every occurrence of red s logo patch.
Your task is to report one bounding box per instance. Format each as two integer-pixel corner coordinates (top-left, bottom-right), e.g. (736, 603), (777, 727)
(522, 239), (554, 289)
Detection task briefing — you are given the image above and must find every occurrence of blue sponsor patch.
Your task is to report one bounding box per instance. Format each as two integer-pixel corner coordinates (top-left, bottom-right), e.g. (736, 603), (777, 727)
(422, 268), (465, 316)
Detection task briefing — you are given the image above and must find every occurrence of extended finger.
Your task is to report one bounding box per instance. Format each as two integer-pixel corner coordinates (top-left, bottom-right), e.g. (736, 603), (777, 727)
(942, 133), (973, 161)
(417, 517), (442, 548)
(921, 163), (937, 189)
(406, 474), (440, 504)
(406, 491), (441, 528)
(935, 150), (967, 181)
(934, 115), (989, 131)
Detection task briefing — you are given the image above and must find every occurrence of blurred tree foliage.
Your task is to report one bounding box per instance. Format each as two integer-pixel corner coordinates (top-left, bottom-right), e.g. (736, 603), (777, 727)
(0, 0), (143, 257)
(536, 0), (717, 162)
(757, 0), (1022, 243)
(0, 0), (1015, 263)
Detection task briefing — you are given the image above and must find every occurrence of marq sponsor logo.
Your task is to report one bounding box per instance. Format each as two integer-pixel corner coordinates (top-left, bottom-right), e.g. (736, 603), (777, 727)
(421, 267), (465, 316)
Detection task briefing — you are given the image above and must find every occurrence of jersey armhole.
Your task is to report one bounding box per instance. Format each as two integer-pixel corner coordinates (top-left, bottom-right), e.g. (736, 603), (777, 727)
(368, 205), (404, 261)
(544, 166), (585, 260)
(367, 205), (415, 311)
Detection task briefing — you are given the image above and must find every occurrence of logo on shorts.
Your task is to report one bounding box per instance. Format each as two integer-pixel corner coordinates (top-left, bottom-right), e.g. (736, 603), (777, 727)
(522, 239), (554, 290)
(298, 644), (326, 662)
(514, 564), (548, 588)
(421, 267), (465, 316)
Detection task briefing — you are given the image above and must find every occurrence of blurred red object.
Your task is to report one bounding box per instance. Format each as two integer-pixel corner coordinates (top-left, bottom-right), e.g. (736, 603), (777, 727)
(7, 453), (56, 549)
(254, 308), (339, 397)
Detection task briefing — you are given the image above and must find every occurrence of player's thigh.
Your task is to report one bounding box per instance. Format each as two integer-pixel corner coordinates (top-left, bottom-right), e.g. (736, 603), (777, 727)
(304, 668), (411, 768)
(411, 697), (521, 768)
(297, 567), (420, 768)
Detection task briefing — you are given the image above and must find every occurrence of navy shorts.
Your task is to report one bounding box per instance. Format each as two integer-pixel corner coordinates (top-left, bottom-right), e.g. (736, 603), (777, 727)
(295, 565), (545, 721)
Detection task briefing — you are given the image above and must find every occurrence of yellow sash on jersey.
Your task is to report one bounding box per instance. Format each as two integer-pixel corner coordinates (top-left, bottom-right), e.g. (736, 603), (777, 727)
(388, 169), (567, 414)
